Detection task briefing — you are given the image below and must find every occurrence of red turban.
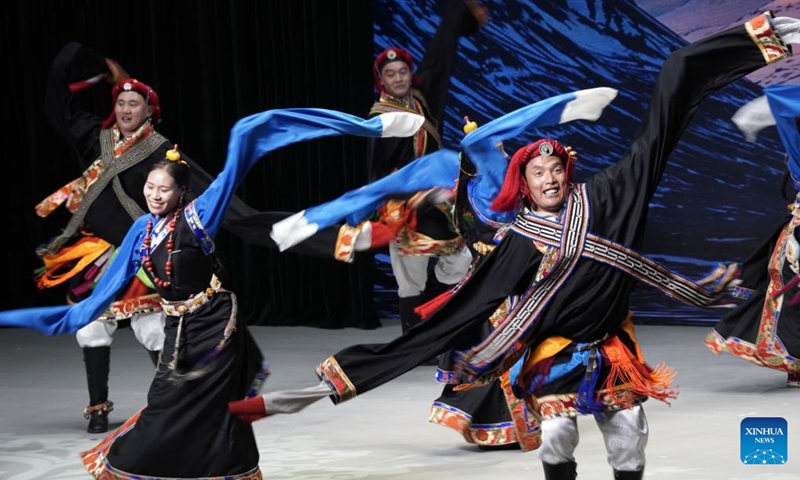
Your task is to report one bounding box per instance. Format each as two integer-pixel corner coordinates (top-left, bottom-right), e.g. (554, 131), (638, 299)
(490, 138), (574, 213)
(101, 78), (162, 129)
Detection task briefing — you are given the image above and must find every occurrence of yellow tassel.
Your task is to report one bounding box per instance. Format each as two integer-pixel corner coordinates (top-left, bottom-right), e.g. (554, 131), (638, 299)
(37, 237), (112, 288)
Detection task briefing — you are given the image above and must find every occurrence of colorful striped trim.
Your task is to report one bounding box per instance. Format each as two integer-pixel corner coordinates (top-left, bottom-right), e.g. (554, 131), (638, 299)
(458, 185), (589, 379)
(709, 218), (800, 375)
(98, 294), (161, 321)
(429, 402), (522, 447)
(80, 410), (262, 479)
(184, 200), (215, 255)
(512, 197), (731, 309)
(334, 224), (360, 263)
(535, 390), (647, 420)
(316, 356), (357, 404)
(745, 13), (791, 65)
(500, 374), (542, 452)
(247, 361), (272, 398)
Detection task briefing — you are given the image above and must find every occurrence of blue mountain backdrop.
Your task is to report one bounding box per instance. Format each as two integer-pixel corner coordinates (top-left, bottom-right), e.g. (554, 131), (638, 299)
(372, 0), (798, 324)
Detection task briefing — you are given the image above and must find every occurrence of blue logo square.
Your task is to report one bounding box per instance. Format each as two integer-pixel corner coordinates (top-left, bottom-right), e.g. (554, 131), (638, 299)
(740, 417), (788, 465)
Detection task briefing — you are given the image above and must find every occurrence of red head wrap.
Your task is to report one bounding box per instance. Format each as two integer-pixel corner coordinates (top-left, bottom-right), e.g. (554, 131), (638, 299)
(490, 138), (574, 213)
(372, 47), (419, 95)
(101, 78), (162, 129)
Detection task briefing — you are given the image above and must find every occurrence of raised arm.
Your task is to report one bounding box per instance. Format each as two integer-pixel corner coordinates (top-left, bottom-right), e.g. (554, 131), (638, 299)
(44, 42), (124, 168)
(592, 13), (795, 217)
(415, 0), (484, 122)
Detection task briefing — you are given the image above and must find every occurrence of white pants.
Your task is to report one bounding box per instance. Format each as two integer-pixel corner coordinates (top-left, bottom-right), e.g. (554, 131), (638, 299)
(537, 405), (649, 472)
(75, 311), (166, 351)
(389, 243), (472, 298)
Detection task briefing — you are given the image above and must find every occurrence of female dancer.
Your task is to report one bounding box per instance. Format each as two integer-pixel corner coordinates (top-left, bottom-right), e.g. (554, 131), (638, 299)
(0, 108), (423, 479)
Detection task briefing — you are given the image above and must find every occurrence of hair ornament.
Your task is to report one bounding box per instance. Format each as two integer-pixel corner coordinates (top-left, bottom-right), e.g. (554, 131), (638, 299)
(166, 144), (188, 166)
(463, 116), (478, 134)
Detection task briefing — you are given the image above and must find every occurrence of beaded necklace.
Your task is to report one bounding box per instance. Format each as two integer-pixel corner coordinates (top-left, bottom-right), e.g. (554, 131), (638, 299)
(142, 208), (181, 288)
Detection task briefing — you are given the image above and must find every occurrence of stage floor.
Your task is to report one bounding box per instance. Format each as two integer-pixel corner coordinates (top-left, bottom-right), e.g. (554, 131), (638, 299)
(1, 322), (798, 480)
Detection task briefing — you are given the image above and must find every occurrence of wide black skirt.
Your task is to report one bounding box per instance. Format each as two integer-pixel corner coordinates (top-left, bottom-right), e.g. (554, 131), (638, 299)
(82, 293), (268, 479)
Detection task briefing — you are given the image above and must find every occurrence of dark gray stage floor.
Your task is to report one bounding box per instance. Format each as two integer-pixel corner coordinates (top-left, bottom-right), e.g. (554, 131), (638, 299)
(1, 321), (798, 479)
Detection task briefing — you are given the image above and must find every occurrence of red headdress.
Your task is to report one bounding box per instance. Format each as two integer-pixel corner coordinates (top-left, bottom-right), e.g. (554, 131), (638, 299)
(372, 47), (420, 95)
(489, 138), (575, 213)
(101, 78), (162, 129)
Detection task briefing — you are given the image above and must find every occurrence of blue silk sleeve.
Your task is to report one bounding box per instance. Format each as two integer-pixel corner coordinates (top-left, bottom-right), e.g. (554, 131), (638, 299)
(191, 108), (413, 238)
(0, 215), (148, 335)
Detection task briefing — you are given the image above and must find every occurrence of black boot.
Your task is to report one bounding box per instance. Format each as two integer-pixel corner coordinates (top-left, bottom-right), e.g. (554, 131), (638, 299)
(82, 346), (113, 434)
(613, 469), (643, 480)
(146, 349), (160, 367)
(424, 278), (457, 302)
(398, 295), (423, 334)
(542, 461), (577, 480)
(398, 296), (438, 365)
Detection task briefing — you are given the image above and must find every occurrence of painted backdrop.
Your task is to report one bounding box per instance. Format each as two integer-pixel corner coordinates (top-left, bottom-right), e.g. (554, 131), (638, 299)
(371, 0), (800, 325)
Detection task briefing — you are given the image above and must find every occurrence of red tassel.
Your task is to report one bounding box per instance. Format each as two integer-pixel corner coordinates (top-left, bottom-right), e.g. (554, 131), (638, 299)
(68, 73), (106, 94)
(415, 290), (454, 320)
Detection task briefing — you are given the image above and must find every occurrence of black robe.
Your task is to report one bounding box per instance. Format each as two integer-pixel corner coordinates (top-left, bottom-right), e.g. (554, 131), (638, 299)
(316, 14), (790, 403)
(44, 42), (339, 267)
(366, 0), (481, 242)
(706, 215), (800, 377)
(82, 206), (265, 478)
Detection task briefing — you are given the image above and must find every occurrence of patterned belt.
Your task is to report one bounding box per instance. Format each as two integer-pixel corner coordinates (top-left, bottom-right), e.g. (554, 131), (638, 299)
(161, 275), (222, 317)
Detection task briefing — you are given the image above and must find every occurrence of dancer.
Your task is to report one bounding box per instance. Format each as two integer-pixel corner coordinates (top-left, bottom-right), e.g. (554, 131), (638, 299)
(37, 42), (341, 433)
(705, 84), (800, 388)
(1, 108), (424, 478)
(233, 14), (799, 480)
(272, 88), (619, 451)
(361, 0), (486, 337)
(429, 117), (558, 451)
(39, 42), (189, 433)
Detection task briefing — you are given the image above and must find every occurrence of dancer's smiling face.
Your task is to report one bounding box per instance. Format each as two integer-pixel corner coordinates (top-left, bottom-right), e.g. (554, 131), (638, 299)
(524, 155), (567, 214)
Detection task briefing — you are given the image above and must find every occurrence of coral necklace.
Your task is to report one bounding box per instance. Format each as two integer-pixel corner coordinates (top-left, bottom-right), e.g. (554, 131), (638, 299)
(142, 208), (181, 288)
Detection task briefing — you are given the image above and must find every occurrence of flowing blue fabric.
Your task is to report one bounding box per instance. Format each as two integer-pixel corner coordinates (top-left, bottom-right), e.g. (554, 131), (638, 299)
(197, 109), (416, 236)
(0, 215), (147, 335)
(275, 88), (617, 249)
(0, 108), (416, 335)
(459, 91), (582, 225)
(764, 84), (800, 190)
(305, 149), (461, 227)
